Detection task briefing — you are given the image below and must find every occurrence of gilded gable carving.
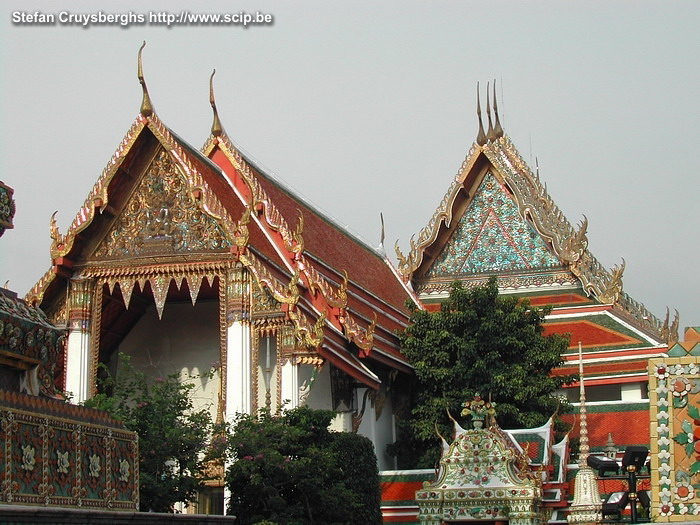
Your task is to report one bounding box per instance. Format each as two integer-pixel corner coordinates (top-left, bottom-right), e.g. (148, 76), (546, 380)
(94, 150), (230, 259)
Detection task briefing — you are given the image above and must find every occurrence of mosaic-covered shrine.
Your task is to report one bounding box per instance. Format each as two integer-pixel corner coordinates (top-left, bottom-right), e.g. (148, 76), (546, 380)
(415, 397), (568, 525)
(649, 350), (700, 522)
(0, 182), (139, 512)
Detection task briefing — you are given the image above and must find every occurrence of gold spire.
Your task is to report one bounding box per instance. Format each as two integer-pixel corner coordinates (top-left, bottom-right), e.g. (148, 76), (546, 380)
(492, 79), (504, 139)
(476, 82), (486, 146)
(137, 41), (154, 117)
(577, 341), (590, 464)
(485, 81), (495, 141)
(566, 341), (602, 524)
(209, 69), (223, 137)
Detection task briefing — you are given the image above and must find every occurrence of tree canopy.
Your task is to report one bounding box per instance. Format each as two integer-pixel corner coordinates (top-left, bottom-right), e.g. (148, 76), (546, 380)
(226, 406), (382, 525)
(391, 278), (575, 468)
(85, 356), (214, 512)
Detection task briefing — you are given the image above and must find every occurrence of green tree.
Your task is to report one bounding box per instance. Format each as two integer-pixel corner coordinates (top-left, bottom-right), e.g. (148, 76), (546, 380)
(226, 406), (382, 525)
(391, 278), (575, 468)
(85, 356), (214, 512)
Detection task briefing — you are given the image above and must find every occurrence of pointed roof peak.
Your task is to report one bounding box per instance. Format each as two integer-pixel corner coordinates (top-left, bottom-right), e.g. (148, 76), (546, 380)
(475, 82), (486, 146)
(492, 79), (504, 139)
(209, 69), (224, 137)
(485, 81), (495, 141)
(137, 41), (154, 117)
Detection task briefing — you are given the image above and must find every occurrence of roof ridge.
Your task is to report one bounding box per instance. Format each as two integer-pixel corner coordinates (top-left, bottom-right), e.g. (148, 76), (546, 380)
(396, 132), (664, 340)
(205, 133), (387, 261)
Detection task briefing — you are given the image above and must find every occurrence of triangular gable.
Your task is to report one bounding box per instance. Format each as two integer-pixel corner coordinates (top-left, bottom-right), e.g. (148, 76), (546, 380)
(92, 148), (231, 260)
(397, 133), (666, 342)
(425, 172), (562, 278)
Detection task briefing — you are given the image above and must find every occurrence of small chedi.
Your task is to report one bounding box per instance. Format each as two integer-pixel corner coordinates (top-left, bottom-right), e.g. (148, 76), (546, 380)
(0, 181), (139, 511)
(416, 394), (568, 525)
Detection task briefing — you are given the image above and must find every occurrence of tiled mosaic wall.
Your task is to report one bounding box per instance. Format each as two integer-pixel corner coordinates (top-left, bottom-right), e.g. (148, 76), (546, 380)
(650, 356), (700, 522)
(1, 402), (138, 510)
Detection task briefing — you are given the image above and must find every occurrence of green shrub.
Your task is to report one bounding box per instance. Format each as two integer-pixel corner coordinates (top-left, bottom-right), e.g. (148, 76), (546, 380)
(226, 406), (381, 524)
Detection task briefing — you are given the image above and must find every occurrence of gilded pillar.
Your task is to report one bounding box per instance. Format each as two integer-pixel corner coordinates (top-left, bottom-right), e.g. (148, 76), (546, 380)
(65, 276), (95, 403)
(279, 326), (301, 409)
(222, 265), (252, 419)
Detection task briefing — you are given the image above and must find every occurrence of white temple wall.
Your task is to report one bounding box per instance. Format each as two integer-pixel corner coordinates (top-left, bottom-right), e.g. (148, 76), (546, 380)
(301, 363), (334, 411)
(117, 301), (220, 420)
(357, 388), (397, 471)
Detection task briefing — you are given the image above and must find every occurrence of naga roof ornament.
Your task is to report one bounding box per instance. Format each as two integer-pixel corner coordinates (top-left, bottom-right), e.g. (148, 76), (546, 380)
(201, 99), (381, 354)
(137, 41), (154, 117)
(476, 83), (486, 146)
(209, 69), (223, 137)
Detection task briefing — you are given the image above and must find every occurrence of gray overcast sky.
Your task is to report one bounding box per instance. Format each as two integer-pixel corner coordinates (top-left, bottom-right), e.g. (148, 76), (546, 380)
(1, 1), (698, 331)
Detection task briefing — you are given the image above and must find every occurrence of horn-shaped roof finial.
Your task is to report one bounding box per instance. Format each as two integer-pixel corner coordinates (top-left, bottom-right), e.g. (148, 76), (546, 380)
(209, 69), (224, 137)
(485, 81), (495, 141)
(137, 41), (154, 117)
(476, 82), (486, 146)
(493, 79), (503, 139)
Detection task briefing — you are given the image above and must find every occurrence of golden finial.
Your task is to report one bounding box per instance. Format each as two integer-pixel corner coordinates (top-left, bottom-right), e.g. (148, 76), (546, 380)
(137, 41), (154, 117)
(485, 81), (495, 141)
(379, 212), (385, 250)
(209, 69), (223, 137)
(476, 82), (486, 146)
(492, 79), (504, 139)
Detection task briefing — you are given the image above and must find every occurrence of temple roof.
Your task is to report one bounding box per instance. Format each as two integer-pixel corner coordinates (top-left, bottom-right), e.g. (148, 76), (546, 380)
(396, 86), (666, 343)
(27, 62), (416, 388)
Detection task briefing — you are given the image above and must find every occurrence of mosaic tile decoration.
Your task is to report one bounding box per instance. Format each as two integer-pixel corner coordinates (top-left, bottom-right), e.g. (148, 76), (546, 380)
(0, 403), (138, 510)
(650, 356), (700, 522)
(426, 172), (561, 278)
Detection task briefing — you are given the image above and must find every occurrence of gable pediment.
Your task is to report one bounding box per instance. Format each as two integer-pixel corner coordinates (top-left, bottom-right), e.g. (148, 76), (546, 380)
(92, 148), (231, 261)
(425, 172), (562, 278)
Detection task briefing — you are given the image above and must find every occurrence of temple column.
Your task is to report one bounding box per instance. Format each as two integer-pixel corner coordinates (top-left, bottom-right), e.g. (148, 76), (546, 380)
(65, 276), (95, 403)
(280, 358), (299, 409)
(225, 319), (251, 416)
(221, 266), (251, 514)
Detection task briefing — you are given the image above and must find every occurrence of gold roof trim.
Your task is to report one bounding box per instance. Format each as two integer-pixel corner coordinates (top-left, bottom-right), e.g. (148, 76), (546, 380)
(395, 142), (481, 279)
(207, 132), (351, 312)
(399, 132), (663, 339)
(205, 130), (379, 352)
(30, 104), (254, 306)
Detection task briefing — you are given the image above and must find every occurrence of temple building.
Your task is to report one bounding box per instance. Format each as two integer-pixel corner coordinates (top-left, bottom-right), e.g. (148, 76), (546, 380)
(25, 54), (416, 492)
(21, 52), (679, 519)
(393, 83), (672, 459)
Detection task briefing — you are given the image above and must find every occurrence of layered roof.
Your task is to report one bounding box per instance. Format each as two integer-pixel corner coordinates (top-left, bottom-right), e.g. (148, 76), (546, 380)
(395, 83), (668, 345)
(27, 55), (415, 389)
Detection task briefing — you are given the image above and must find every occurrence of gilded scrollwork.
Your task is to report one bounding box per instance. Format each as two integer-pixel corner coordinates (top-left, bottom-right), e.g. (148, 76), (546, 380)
(50, 117), (147, 260)
(94, 150), (230, 259)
